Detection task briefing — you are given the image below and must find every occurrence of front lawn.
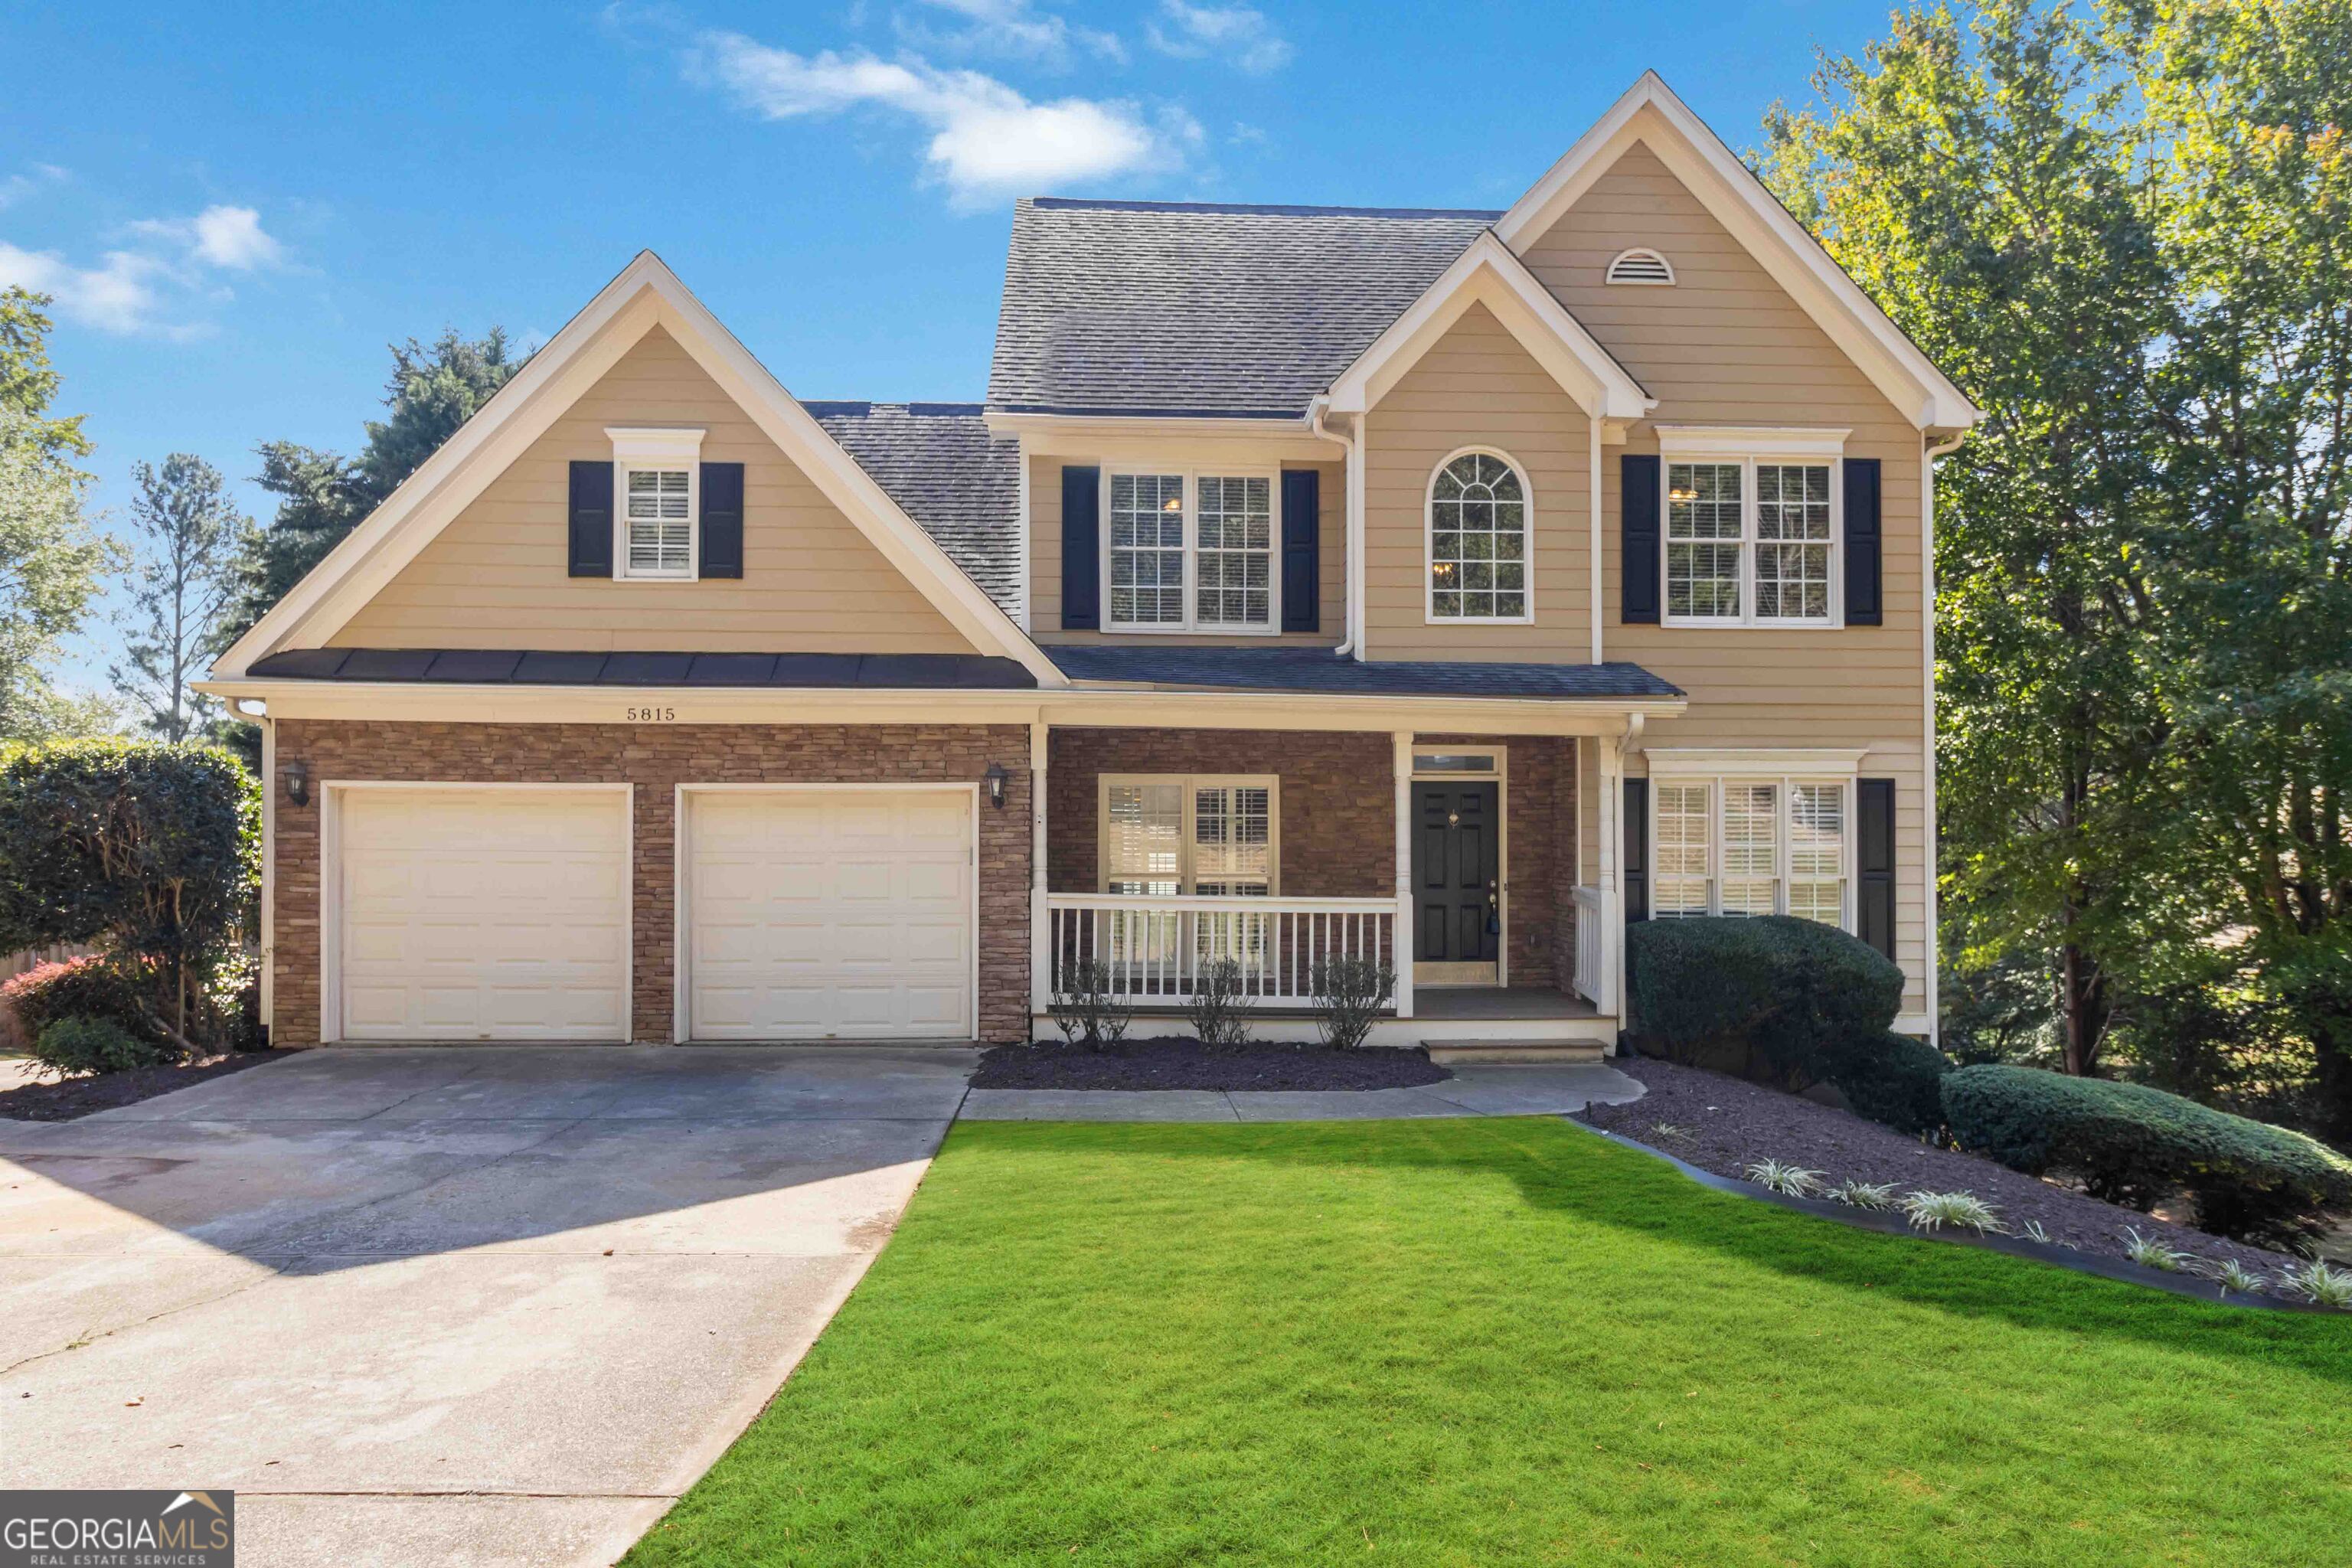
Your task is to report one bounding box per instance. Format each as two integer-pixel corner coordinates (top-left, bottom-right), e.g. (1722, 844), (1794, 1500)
(627, 1119), (2352, 1566)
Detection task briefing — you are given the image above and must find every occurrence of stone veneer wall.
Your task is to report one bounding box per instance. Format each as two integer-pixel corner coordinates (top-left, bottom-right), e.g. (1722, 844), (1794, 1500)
(270, 720), (1034, 1045)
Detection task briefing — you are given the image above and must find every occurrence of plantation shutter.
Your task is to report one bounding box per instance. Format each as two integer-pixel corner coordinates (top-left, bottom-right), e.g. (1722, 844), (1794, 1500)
(1060, 464), (1100, 630)
(1857, 776), (1895, 959)
(1280, 468), (1320, 632)
(1843, 458), (1882, 626)
(1622, 777), (1649, 923)
(1621, 454), (1660, 624)
(698, 461), (744, 580)
(567, 460), (613, 578)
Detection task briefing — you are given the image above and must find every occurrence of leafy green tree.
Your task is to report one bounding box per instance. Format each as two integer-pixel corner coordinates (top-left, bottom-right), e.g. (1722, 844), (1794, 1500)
(0, 286), (90, 461)
(112, 454), (253, 743)
(224, 328), (524, 644)
(1762, 0), (2175, 1076)
(0, 289), (113, 740)
(2115, 0), (2352, 1137)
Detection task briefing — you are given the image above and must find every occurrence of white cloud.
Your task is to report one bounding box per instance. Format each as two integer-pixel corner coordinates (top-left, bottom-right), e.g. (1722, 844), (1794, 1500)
(0, 165), (68, 211)
(1146, 0), (1289, 74)
(0, 243), (169, 333)
(692, 31), (1191, 204)
(894, 0), (1125, 67)
(126, 204), (284, 271)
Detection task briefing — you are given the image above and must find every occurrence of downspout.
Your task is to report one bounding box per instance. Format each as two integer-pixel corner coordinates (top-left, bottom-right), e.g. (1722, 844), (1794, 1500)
(1310, 398), (1364, 658)
(1922, 429), (1968, 1050)
(1589, 414), (1605, 665)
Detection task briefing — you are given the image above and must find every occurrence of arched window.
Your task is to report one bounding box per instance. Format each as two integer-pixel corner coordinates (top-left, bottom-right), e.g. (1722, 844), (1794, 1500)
(1427, 450), (1530, 622)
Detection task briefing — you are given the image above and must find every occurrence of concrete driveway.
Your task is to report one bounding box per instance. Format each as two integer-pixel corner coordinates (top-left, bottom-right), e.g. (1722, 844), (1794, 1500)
(0, 1046), (975, 1567)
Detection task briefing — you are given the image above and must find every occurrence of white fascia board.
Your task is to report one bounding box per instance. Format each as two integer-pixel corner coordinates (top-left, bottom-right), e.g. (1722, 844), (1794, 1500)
(982, 410), (1341, 460)
(212, 250), (1065, 688)
(1656, 425), (1851, 458)
(1323, 233), (1651, 421)
(1494, 73), (1980, 433)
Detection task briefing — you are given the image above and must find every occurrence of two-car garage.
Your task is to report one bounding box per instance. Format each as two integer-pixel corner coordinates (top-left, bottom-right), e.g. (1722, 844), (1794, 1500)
(326, 783), (977, 1044)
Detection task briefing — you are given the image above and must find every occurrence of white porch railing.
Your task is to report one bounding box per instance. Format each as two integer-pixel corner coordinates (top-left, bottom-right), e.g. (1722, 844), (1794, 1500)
(1045, 893), (1397, 1009)
(1572, 884), (1615, 1013)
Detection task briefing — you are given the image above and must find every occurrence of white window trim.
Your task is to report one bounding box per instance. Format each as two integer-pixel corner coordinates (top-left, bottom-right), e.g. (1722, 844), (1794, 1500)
(1096, 773), (1282, 894)
(607, 426), (706, 582)
(1644, 750), (1864, 931)
(1423, 445), (1536, 626)
(1655, 431), (1847, 630)
(1099, 466), (1282, 635)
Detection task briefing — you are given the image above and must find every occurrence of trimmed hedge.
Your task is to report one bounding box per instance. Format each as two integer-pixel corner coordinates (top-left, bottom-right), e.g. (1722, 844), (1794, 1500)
(1821, 1031), (1952, 1138)
(2, 955), (159, 1044)
(34, 1015), (178, 1077)
(1626, 917), (1945, 1132)
(1943, 1064), (2352, 1246)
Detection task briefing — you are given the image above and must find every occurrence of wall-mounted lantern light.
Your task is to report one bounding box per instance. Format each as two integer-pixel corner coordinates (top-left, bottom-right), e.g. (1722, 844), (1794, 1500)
(983, 761), (1009, 809)
(283, 760), (310, 808)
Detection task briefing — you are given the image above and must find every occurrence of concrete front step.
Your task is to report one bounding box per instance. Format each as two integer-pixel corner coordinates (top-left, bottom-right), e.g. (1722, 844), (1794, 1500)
(1425, 1040), (1608, 1066)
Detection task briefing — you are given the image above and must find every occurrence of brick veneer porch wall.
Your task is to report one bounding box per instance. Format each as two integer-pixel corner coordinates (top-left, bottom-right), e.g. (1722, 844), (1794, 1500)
(270, 720), (1034, 1045)
(1047, 728), (1577, 991)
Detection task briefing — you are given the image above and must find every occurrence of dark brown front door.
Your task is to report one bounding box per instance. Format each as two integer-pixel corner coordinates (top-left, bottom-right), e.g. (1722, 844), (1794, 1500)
(1413, 782), (1498, 964)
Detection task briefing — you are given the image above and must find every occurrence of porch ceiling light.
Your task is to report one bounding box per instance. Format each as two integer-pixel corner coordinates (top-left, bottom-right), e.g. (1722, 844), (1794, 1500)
(983, 761), (1009, 809)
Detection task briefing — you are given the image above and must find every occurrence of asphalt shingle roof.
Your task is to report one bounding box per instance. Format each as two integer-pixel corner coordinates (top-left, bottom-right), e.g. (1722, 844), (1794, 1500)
(988, 198), (1501, 418)
(804, 401), (1021, 615)
(1046, 645), (1683, 701)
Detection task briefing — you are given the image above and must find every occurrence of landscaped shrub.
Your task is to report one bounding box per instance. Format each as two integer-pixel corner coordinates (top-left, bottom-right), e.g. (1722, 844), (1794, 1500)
(1625, 917), (1941, 1130)
(2, 954), (160, 1044)
(0, 740), (259, 1047)
(1184, 958), (1254, 1048)
(32, 1015), (179, 1077)
(1049, 959), (1130, 1048)
(1942, 1063), (2352, 1246)
(1820, 1031), (1952, 1138)
(1308, 956), (1394, 1050)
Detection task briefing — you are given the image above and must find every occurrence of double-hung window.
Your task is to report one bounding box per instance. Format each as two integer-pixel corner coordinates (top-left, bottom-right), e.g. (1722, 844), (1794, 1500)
(1101, 776), (1277, 895)
(1105, 470), (1276, 632)
(1647, 763), (1855, 929)
(608, 426), (705, 581)
(1658, 430), (1844, 627)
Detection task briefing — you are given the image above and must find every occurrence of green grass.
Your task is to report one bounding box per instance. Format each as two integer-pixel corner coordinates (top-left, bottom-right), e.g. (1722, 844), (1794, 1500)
(626, 1119), (2352, 1566)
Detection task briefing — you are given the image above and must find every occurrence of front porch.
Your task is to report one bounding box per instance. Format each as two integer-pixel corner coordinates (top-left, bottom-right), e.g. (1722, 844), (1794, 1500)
(1026, 724), (1636, 1050)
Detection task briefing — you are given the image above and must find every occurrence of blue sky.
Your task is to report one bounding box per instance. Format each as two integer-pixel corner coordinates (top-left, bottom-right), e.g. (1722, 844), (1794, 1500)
(2, 0), (1905, 684)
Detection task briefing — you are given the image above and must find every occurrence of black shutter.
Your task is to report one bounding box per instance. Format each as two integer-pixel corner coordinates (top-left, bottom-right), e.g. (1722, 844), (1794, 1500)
(1280, 468), (1320, 632)
(1623, 777), (1649, 923)
(698, 461), (744, 580)
(1621, 454), (1660, 624)
(1844, 457), (1882, 626)
(567, 460), (613, 578)
(1060, 465), (1100, 629)
(1857, 777), (1896, 959)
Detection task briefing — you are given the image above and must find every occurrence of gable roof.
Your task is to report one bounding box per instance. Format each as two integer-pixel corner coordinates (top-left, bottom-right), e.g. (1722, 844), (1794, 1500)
(211, 252), (1063, 685)
(805, 402), (1020, 616)
(1494, 72), (1978, 431)
(1321, 231), (1652, 420)
(988, 198), (1498, 419)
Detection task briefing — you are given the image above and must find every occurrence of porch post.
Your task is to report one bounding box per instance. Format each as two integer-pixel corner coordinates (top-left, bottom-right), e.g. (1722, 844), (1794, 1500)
(1598, 733), (1622, 1018)
(1392, 730), (1414, 1019)
(1030, 718), (1050, 1022)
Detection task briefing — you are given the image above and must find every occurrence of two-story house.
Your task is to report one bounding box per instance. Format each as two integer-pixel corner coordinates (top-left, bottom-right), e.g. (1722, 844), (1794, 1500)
(202, 74), (1975, 1055)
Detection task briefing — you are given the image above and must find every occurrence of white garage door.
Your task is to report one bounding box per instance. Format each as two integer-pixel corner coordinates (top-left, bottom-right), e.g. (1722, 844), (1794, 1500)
(686, 789), (974, 1041)
(335, 787), (631, 1042)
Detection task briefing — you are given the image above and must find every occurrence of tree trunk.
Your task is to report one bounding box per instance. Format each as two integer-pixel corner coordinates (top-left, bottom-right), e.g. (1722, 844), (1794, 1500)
(2057, 939), (2108, 1076)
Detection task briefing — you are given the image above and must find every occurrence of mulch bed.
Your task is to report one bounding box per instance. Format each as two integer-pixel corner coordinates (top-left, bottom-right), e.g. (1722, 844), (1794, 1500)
(0, 1051), (278, 1122)
(973, 1037), (1452, 1093)
(1577, 1055), (2312, 1279)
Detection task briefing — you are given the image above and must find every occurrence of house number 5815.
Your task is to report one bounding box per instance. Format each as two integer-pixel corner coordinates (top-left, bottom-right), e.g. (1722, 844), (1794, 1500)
(626, 705), (675, 722)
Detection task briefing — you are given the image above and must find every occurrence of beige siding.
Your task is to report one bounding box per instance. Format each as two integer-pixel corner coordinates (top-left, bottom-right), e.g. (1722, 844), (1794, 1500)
(1361, 302), (1594, 658)
(332, 326), (976, 653)
(1521, 141), (1932, 1016)
(1028, 456), (1344, 645)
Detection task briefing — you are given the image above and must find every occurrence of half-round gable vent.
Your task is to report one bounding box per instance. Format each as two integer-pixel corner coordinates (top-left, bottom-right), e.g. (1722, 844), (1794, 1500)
(1606, 247), (1676, 286)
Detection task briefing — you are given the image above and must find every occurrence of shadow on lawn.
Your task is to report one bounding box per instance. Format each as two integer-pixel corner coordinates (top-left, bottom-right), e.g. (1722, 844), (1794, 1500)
(953, 1116), (2352, 1383)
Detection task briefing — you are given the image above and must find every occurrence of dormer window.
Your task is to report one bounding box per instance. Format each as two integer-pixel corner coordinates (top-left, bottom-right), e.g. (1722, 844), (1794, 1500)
(1606, 247), (1676, 286)
(607, 426), (705, 581)
(1102, 468), (1276, 632)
